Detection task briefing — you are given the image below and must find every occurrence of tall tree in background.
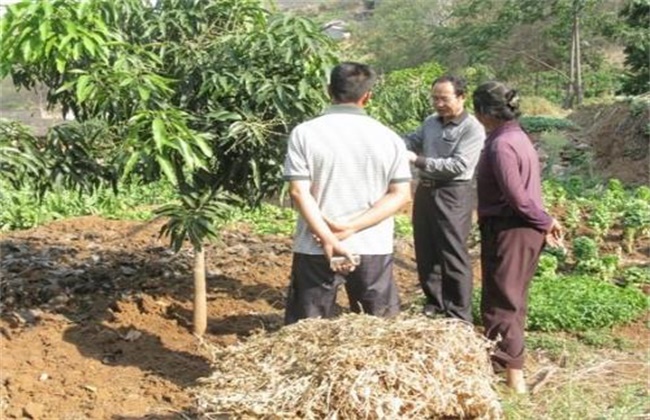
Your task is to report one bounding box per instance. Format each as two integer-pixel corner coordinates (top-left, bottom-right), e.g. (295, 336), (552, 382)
(428, 0), (623, 103)
(618, 0), (650, 94)
(565, 0), (586, 108)
(352, 0), (454, 73)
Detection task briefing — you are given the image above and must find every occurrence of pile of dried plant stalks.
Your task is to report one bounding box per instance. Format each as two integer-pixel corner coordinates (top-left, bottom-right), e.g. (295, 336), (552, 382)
(195, 314), (502, 419)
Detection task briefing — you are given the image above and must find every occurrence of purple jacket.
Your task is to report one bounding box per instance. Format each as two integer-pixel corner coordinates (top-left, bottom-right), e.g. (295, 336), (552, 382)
(477, 121), (553, 232)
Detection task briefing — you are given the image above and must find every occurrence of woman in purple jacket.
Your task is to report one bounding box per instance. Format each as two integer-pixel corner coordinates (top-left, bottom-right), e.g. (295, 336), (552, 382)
(473, 81), (563, 393)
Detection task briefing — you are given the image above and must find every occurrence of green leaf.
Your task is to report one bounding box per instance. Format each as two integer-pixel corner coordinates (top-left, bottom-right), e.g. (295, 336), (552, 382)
(81, 36), (96, 57)
(20, 39), (31, 61)
(194, 135), (213, 158)
(76, 75), (92, 103)
(137, 86), (151, 102)
(121, 150), (142, 179)
(157, 156), (177, 185)
(152, 118), (167, 151)
(55, 57), (66, 73)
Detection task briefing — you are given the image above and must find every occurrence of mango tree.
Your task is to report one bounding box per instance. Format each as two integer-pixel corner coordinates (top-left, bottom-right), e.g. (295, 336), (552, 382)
(0, 0), (336, 335)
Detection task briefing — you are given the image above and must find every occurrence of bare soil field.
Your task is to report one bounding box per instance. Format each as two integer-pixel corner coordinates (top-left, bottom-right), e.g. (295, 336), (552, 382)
(0, 217), (424, 419)
(1, 216), (647, 419)
(1, 93), (648, 419)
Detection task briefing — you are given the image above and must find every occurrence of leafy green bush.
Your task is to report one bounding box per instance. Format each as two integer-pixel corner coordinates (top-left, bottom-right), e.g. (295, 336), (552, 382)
(520, 116), (577, 133)
(572, 236), (599, 261)
(617, 266), (650, 287)
(520, 96), (565, 116)
(0, 179), (176, 231)
(536, 253), (559, 278)
(527, 275), (647, 331)
(472, 277), (647, 332)
(634, 185), (650, 201)
(564, 201), (583, 235)
(622, 198), (650, 253)
(587, 202), (616, 243)
(368, 61), (445, 133)
(575, 254), (620, 281)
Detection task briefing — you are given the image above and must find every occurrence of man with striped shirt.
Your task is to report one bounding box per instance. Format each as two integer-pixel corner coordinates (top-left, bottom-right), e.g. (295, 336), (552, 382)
(283, 62), (412, 325)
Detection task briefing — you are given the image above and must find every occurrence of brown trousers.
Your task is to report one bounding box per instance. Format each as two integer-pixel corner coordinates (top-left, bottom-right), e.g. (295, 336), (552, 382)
(480, 217), (545, 369)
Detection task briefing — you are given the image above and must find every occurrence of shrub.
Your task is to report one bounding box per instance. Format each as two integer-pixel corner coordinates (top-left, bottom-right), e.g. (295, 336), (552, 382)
(572, 236), (599, 261)
(520, 116), (577, 133)
(527, 275), (647, 332)
(395, 214), (413, 238)
(520, 96), (566, 117)
(536, 253), (559, 278)
(368, 61), (445, 133)
(622, 198), (650, 253)
(617, 266), (650, 287)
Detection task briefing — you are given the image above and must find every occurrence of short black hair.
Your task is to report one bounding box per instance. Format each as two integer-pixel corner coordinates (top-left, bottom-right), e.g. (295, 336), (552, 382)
(472, 81), (521, 121)
(432, 75), (467, 96)
(329, 62), (377, 103)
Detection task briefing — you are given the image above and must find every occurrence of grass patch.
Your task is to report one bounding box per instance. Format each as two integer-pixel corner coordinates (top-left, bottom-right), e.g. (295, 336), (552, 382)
(502, 333), (648, 419)
(0, 179), (176, 231)
(527, 333), (576, 361)
(520, 115), (577, 133)
(226, 203), (297, 236)
(527, 275), (648, 332)
(502, 382), (649, 420)
(520, 96), (567, 117)
(226, 206), (414, 238)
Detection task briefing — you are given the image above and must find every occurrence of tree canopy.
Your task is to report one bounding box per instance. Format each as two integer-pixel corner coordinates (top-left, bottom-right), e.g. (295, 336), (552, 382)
(0, 0), (337, 335)
(1, 0), (336, 238)
(618, 0), (650, 94)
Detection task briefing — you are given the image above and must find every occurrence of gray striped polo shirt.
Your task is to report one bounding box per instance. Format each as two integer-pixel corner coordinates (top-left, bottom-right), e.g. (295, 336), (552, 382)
(284, 104), (412, 255)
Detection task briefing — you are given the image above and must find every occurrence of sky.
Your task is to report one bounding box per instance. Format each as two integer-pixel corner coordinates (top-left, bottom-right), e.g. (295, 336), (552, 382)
(0, 0), (21, 16)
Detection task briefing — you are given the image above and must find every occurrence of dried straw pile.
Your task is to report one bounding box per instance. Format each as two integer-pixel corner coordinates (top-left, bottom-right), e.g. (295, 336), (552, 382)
(195, 314), (502, 419)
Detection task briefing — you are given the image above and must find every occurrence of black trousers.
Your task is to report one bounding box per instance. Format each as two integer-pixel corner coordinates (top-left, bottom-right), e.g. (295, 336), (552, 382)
(284, 253), (400, 325)
(412, 182), (473, 322)
(480, 217), (545, 369)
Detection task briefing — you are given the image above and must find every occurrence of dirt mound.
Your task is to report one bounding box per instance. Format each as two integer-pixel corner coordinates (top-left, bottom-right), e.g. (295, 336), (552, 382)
(567, 99), (650, 186)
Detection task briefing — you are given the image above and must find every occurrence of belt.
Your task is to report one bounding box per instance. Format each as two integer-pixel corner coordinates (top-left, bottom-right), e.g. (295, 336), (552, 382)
(419, 179), (470, 188)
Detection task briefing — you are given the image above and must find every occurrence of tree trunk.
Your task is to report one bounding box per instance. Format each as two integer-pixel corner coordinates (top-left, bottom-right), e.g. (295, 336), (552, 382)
(193, 247), (207, 336)
(563, 12), (577, 109)
(575, 14), (583, 105)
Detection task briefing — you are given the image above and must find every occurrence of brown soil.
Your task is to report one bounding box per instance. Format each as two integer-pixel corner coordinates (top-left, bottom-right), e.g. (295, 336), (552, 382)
(567, 101), (650, 186)
(1, 211), (648, 419)
(2, 101), (649, 419)
(0, 216), (424, 419)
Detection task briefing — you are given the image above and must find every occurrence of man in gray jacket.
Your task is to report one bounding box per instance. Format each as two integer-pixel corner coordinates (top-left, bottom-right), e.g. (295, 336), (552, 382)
(404, 75), (485, 322)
